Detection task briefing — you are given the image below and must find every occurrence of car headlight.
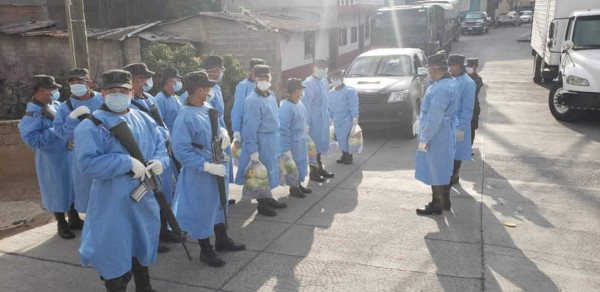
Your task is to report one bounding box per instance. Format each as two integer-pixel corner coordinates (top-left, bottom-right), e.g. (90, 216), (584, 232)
(566, 75), (590, 87)
(388, 90), (409, 103)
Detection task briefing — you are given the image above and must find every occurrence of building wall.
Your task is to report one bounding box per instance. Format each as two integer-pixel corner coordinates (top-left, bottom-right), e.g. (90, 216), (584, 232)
(0, 120), (35, 178)
(0, 4), (47, 23)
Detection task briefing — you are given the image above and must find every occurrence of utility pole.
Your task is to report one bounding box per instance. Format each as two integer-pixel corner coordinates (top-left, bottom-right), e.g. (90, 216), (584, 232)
(65, 0), (90, 69)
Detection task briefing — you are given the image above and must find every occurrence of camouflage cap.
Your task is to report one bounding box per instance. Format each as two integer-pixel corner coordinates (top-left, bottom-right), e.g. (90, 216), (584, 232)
(287, 78), (305, 93)
(102, 69), (132, 90)
(68, 68), (90, 81)
(32, 75), (62, 89)
(184, 70), (216, 91)
(447, 54), (466, 66)
(202, 55), (225, 70)
(123, 63), (155, 78)
(249, 58), (266, 68)
(427, 53), (447, 67)
(160, 68), (183, 82)
(253, 65), (270, 78)
(466, 58), (479, 67)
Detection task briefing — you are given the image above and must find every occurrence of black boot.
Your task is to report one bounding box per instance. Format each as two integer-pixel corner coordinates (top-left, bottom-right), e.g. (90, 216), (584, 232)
(257, 198), (277, 217)
(289, 186), (305, 198)
(103, 271), (132, 292)
(159, 210), (181, 243)
(54, 212), (75, 239)
(199, 238), (226, 267)
(299, 184), (312, 194)
(317, 154), (334, 178)
(309, 166), (325, 182)
(67, 204), (84, 230)
(442, 185), (452, 211)
(214, 223), (245, 252)
(266, 198), (287, 209)
(336, 152), (347, 164)
(416, 187), (443, 215)
(450, 160), (461, 185)
(132, 258), (157, 292)
(343, 153), (353, 165)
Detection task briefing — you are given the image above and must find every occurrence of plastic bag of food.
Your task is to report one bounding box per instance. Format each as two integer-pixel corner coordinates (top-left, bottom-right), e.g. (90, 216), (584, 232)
(348, 124), (363, 154)
(242, 160), (271, 199)
(278, 154), (300, 186)
(329, 123), (338, 151)
(306, 135), (318, 166)
(231, 137), (241, 166)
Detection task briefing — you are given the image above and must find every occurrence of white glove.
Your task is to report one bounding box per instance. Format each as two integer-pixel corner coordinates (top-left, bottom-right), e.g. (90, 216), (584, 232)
(130, 158), (149, 180)
(283, 150), (292, 159)
(417, 142), (428, 152)
(455, 129), (465, 142)
(352, 118), (358, 126)
(219, 128), (231, 149)
(305, 127), (310, 135)
(145, 159), (163, 176)
(204, 162), (226, 177)
(250, 152), (259, 162)
(233, 131), (241, 141)
(69, 106), (90, 119)
(413, 117), (420, 136)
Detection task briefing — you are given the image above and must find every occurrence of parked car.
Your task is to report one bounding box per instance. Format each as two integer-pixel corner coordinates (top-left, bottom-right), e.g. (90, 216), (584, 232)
(497, 11), (522, 26)
(461, 11), (491, 35)
(344, 48), (429, 138)
(519, 10), (533, 23)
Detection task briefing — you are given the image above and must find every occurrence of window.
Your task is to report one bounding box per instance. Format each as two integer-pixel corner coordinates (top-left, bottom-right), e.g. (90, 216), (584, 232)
(365, 17), (371, 39)
(351, 27), (357, 43)
(339, 28), (347, 46)
(346, 55), (413, 77)
(304, 31), (315, 59)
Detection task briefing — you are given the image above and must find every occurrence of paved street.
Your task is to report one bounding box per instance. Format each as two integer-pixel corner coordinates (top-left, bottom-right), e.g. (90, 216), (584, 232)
(2, 24), (600, 291)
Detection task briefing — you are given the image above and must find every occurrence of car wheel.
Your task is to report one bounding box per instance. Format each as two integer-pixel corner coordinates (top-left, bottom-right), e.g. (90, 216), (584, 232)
(533, 55), (542, 83)
(399, 105), (418, 139)
(548, 82), (579, 122)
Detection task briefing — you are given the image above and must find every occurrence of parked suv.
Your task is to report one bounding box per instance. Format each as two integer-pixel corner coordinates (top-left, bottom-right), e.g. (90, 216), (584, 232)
(344, 48), (429, 138)
(497, 11), (522, 26)
(461, 11), (491, 35)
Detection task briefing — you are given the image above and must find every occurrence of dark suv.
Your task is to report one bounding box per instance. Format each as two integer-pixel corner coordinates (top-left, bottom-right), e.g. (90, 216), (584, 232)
(461, 11), (491, 35)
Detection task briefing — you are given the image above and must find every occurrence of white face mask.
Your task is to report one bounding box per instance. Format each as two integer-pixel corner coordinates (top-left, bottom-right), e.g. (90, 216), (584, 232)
(330, 79), (342, 87)
(206, 88), (215, 102)
(466, 67), (474, 74)
(143, 79), (153, 92)
(314, 69), (328, 79)
(105, 93), (131, 112)
(257, 81), (271, 91)
(71, 84), (88, 97)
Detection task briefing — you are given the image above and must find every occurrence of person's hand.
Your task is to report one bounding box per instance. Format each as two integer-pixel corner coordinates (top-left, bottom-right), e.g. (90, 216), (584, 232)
(233, 131), (241, 141)
(69, 106), (90, 119)
(219, 128), (231, 149)
(204, 162), (226, 177)
(352, 118), (358, 126)
(412, 118), (420, 136)
(145, 160), (163, 176)
(417, 142), (428, 152)
(284, 150), (292, 159)
(130, 158), (149, 180)
(250, 152), (260, 162)
(455, 129), (465, 142)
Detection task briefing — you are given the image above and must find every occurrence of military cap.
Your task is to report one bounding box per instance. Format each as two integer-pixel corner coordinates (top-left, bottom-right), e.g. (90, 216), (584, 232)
(466, 58), (479, 67)
(160, 68), (182, 81)
(184, 71), (216, 91)
(202, 55), (225, 70)
(102, 69), (132, 90)
(250, 58), (266, 68)
(32, 75), (62, 89)
(253, 65), (270, 78)
(68, 68), (90, 81)
(427, 53), (447, 67)
(123, 63), (155, 78)
(447, 54), (466, 65)
(287, 78), (305, 93)
(314, 58), (328, 67)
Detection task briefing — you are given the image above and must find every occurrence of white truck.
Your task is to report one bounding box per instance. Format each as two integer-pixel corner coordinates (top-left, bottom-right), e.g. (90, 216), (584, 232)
(531, 0), (600, 121)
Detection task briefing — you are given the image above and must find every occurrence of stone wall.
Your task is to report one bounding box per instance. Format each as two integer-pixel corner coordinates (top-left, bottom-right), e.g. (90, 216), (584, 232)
(0, 120), (35, 178)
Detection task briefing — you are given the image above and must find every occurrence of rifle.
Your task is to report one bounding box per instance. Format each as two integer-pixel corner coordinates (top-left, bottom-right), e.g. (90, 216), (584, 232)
(208, 108), (229, 229)
(110, 121), (192, 262)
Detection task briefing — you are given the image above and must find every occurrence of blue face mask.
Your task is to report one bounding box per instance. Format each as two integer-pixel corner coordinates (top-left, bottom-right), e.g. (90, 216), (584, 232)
(173, 81), (183, 93)
(70, 84), (88, 97)
(143, 79), (153, 92)
(51, 89), (60, 101)
(105, 93), (131, 112)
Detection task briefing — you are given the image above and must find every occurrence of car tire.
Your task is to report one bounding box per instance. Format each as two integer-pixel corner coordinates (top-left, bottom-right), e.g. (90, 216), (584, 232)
(533, 55), (543, 83)
(548, 82), (579, 122)
(399, 105), (418, 139)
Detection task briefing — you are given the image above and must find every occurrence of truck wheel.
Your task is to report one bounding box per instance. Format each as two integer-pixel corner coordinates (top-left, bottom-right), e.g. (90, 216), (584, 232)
(548, 82), (579, 122)
(533, 55), (542, 83)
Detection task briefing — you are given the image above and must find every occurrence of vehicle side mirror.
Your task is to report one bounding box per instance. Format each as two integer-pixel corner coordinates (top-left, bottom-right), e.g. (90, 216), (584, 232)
(563, 40), (574, 52)
(417, 67), (428, 77)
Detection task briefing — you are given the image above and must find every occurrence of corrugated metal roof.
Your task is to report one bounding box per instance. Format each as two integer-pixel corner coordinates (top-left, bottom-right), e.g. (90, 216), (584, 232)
(87, 21), (162, 41)
(0, 20), (55, 34)
(182, 11), (327, 32)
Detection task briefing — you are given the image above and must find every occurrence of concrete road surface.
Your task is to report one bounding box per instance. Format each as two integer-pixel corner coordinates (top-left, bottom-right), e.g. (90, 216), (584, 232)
(1, 24), (600, 291)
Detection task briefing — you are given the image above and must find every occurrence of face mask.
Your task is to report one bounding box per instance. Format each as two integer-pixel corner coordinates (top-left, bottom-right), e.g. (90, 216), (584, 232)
(105, 93), (131, 112)
(71, 84), (88, 97)
(257, 81), (271, 91)
(143, 79), (153, 92)
(330, 79), (342, 87)
(51, 89), (60, 101)
(216, 71), (224, 83)
(466, 67), (474, 74)
(173, 81), (183, 93)
(206, 88), (215, 102)
(314, 69), (328, 79)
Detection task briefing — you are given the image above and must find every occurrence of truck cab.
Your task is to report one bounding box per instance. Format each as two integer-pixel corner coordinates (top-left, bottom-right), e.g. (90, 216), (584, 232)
(548, 10), (600, 121)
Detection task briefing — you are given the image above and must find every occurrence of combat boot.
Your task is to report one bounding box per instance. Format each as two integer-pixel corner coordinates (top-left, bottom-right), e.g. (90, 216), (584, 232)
(214, 223), (245, 252)
(336, 152), (348, 164)
(67, 204), (84, 230)
(442, 185), (452, 211)
(317, 154), (334, 178)
(450, 160), (461, 185)
(299, 184), (312, 194)
(103, 271), (132, 292)
(54, 213), (75, 239)
(159, 211), (181, 243)
(309, 166), (325, 182)
(289, 186), (305, 198)
(266, 198), (287, 209)
(257, 198), (277, 217)
(416, 189), (443, 215)
(199, 238), (226, 267)
(343, 153), (353, 165)
(131, 258), (157, 292)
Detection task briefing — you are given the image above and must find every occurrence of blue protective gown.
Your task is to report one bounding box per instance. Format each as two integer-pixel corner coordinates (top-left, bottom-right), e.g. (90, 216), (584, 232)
(130, 94), (175, 204)
(208, 84), (234, 183)
(19, 100), (73, 212)
(302, 76), (330, 154)
(154, 90), (182, 134)
(235, 89), (280, 190)
(328, 85), (359, 153)
(74, 108), (168, 280)
(453, 73), (476, 161)
(53, 93), (104, 212)
(415, 76), (459, 186)
(279, 99), (308, 183)
(231, 78), (255, 134)
(171, 103), (230, 239)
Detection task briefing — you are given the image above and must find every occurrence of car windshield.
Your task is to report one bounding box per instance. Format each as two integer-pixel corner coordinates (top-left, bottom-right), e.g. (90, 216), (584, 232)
(346, 55), (413, 77)
(573, 16), (600, 49)
(465, 13), (484, 19)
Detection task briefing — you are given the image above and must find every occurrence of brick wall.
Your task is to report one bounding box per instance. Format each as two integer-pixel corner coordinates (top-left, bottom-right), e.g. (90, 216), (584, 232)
(0, 120), (35, 177)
